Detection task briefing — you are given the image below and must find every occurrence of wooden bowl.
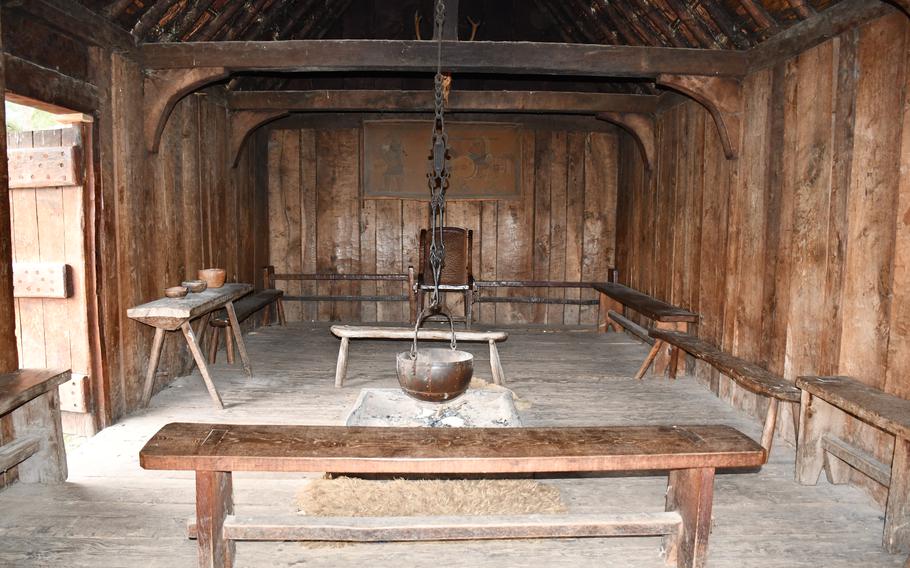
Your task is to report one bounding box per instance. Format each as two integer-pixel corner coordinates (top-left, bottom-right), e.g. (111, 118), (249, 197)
(164, 286), (188, 298)
(198, 268), (226, 289)
(181, 279), (207, 293)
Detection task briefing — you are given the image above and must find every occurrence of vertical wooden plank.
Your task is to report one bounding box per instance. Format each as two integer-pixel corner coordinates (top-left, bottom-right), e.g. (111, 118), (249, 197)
(11, 186), (46, 368)
(268, 129), (302, 322)
(581, 132), (617, 325)
(684, 104), (705, 318)
(838, 14), (906, 390)
(885, 22), (910, 400)
(376, 200), (404, 322)
(360, 199), (378, 322)
(478, 201), (498, 324)
(671, 107), (690, 309)
(195, 470), (234, 568)
(315, 129), (360, 321)
(532, 130), (553, 325)
(496, 130), (534, 324)
(401, 199), (425, 323)
(564, 131), (585, 325)
(546, 132), (568, 325)
(299, 129), (317, 322)
(654, 108), (679, 303)
(0, 7), (18, 376)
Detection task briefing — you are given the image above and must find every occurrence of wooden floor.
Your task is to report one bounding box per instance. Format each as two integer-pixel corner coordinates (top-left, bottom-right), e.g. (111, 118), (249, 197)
(0, 322), (903, 567)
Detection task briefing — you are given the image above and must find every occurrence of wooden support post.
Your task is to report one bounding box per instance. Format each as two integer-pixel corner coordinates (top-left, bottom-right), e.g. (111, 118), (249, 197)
(141, 327), (167, 407)
(595, 112), (656, 172)
(796, 391), (842, 485)
(885, 436), (910, 553)
(225, 301), (252, 378)
(489, 340), (505, 385)
(760, 398), (780, 455)
(208, 327), (221, 364)
(10, 390), (67, 483)
(635, 340), (664, 381)
(276, 297), (286, 325)
(195, 470), (234, 568)
(181, 322), (225, 409)
(652, 321), (686, 378)
(598, 292), (623, 333)
(656, 74), (743, 160)
(225, 331), (235, 365)
(663, 467), (715, 568)
(334, 337), (350, 388)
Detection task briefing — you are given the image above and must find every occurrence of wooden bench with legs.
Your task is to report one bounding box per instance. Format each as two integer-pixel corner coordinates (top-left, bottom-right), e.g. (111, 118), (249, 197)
(644, 330), (801, 454)
(330, 325), (508, 387)
(207, 289), (286, 364)
(0, 369), (70, 485)
(594, 283), (698, 377)
(140, 422), (766, 568)
(796, 376), (910, 554)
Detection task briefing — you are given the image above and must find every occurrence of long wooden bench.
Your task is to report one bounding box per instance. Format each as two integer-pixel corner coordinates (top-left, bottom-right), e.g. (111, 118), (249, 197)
(646, 330), (801, 453)
(207, 289), (285, 364)
(594, 283), (698, 377)
(140, 422), (766, 568)
(0, 369), (70, 485)
(330, 325), (508, 387)
(796, 376), (910, 554)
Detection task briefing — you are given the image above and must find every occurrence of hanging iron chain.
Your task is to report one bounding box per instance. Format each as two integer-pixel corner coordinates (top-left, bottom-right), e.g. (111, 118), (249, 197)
(427, 0), (449, 310)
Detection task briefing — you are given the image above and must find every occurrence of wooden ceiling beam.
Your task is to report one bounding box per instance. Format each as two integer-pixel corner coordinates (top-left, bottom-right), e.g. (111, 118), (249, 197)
(138, 40), (748, 77)
(748, 0), (896, 73)
(227, 89), (660, 114)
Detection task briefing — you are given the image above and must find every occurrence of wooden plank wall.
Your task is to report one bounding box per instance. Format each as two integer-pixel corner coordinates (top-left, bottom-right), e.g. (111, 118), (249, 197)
(93, 53), (266, 423)
(615, 13), (910, 506)
(266, 124), (618, 325)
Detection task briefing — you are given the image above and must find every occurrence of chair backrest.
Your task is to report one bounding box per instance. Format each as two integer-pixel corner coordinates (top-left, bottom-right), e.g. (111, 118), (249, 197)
(419, 227), (473, 286)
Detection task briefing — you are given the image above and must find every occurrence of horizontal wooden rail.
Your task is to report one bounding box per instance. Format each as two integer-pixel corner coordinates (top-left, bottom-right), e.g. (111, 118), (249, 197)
(0, 436), (41, 474)
(474, 280), (599, 288)
(187, 511), (683, 542)
(284, 295), (409, 303)
(476, 296), (598, 306)
(273, 273), (409, 282)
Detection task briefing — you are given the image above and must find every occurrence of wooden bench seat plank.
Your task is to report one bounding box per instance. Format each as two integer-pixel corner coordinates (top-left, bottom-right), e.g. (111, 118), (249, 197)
(651, 330), (800, 402)
(593, 283), (698, 323)
(215, 511), (683, 542)
(0, 369), (71, 416)
(140, 423), (765, 474)
(331, 325), (508, 342)
(798, 376), (910, 440)
(127, 283), (252, 330)
(210, 289), (284, 326)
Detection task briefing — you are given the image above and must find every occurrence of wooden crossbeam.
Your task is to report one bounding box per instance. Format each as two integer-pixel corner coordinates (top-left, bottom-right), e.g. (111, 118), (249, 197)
(4, 0), (136, 52)
(227, 90), (660, 114)
(139, 40), (748, 77)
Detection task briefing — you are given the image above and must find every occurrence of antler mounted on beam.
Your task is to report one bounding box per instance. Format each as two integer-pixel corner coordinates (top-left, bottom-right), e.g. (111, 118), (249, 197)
(657, 73), (743, 160)
(596, 112), (656, 173)
(144, 67), (229, 153)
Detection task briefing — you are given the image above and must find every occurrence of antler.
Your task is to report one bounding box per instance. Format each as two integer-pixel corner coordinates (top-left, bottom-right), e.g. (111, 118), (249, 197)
(414, 11), (423, 40)
(466, 16), (481, 41)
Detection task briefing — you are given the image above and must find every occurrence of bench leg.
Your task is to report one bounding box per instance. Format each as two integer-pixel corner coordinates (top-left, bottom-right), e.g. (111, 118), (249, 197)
(182, 322), (225, 410)
(664, 467), (715, 568)
(208, 327), (220, 365)
(489, 340), (505, 385)
(885, 437), (910, 553)
(10, 389), (67, 483)
(335, 337), (350, 388)
(759, 398), (780, 455)
(796, 391), (842, 485)
(196, 470), (234, 568)
(668, 347), (680, 380)
(598, 292), (623, 333)
(464, 290), (473, 329)
(225, 301), (252, 378)
(635, 340), (664, 380)
(277, 298), (287, 326)
(225, 331), (235, 365)
(141, 327), (167, 408)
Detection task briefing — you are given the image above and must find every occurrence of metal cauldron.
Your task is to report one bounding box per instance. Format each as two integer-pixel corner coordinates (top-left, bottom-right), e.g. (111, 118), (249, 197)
(397, 309), (474, 402)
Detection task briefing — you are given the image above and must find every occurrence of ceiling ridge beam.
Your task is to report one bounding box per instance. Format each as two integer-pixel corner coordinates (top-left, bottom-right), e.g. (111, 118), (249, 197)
(139, 40), (748, 77)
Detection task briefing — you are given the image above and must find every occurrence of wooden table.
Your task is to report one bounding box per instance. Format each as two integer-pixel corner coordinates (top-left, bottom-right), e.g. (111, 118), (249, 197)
(128, 283), (252, 409)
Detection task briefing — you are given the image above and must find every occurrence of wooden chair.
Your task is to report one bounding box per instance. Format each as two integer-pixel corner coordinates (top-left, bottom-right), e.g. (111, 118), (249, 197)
(416, 227), (474, 327)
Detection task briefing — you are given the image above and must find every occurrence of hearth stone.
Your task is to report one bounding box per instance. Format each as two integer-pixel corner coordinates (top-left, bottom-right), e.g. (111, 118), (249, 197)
(345, 387), (522, 428)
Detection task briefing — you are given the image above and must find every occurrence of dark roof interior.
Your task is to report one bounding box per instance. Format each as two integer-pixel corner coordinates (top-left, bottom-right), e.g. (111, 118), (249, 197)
(69, 0), (850, 93)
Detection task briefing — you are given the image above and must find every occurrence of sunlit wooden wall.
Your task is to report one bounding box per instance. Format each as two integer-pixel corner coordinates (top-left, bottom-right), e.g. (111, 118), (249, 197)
(616, 13), (910, 506)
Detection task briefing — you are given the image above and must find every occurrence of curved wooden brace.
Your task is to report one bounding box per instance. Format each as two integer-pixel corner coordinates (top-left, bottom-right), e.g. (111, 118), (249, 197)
(596, 112), (656, 172)
(887, 0), (910, 17)
(229, 110), (289, 168)
(144, 67), (229, 153)
(657, 74), (743, 160)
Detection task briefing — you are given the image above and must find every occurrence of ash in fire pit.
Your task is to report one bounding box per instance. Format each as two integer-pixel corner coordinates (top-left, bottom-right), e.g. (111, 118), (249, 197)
(345, 387), (522, 428)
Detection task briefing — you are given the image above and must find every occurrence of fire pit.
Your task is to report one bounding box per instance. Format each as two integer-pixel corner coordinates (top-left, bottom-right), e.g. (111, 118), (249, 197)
(345, 387), (523, 428)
